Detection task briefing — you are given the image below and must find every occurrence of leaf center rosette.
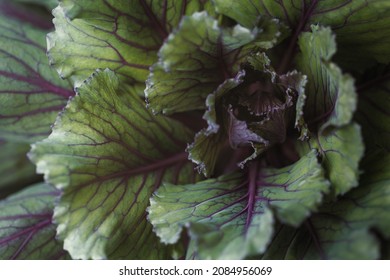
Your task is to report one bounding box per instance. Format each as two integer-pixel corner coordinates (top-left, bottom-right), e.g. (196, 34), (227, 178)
(188, 52), (307, 176)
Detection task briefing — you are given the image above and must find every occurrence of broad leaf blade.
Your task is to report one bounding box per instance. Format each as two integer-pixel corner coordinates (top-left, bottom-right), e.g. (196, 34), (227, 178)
(321, 0), (390, 68)
(149, 172), (274, 259)
(0, 141), (41, 197)
(0, 183), (69, 259)
(0, 15), (73, 143)
(213, 0), (302, 29)
(48, 0), (213, 86)
(149, 150), (329, 259)
(30, 69), (200, 259)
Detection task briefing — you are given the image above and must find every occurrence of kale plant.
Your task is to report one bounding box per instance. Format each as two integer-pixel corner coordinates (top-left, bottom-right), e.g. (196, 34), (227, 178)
(0, 0), (389, 260)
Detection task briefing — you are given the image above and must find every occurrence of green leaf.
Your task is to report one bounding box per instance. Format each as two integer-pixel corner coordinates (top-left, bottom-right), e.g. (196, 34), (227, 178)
(320, 64), (357, 131)
(0, 1), (54, 30)
(298, 124), (364, 197)
(259, 151), (330, 226)
(282, 71), (308, 140)
(48, 0), (214, 86)
(264, 152), (390, 260)
(213, 0), (300, 29)
(356, 77), (390, 152)
(187, 131), (226, 178)
(0, 15), (73, 143)
(12, 0), (58, 10)
(145, 12), (258, 114)
(188, 210), (274, 260)
(325, 0), (390, 68)
(296, 25), (357, 128)
(328, 150), (390, 258)
(0, 183), (69, 259)
(0, 141), (41, 197)
(214, 0), (390, 68)
(213, 0), (268, 29)
(148, 150), (329, 259)
(211, 1), (289, 46)
(149, 172), (274, 259)
(30, 69), (200, 259)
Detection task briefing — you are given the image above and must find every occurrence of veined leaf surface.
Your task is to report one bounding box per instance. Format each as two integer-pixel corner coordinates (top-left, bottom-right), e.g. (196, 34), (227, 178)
(30, 69), (200, 259)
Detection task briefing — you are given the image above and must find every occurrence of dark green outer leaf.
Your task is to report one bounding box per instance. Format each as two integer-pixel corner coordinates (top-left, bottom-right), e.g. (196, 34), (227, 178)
(12, 0), (58, 10)
(30, 69), (200, 259)
(0, 1), (54, 30)
(0, 15), (73, 143)
(214, 0), (390, 68)
(213, 0), (303, 29)
(0, 183), (69, 259)
(0, 141), (41, 197)
(356, 79), (390, 152)
(263, 152), (390, 260)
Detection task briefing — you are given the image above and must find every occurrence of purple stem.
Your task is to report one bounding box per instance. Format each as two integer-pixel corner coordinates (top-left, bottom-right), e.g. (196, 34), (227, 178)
(277, 0), (319, 74)
(245, 160), (259, 230)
